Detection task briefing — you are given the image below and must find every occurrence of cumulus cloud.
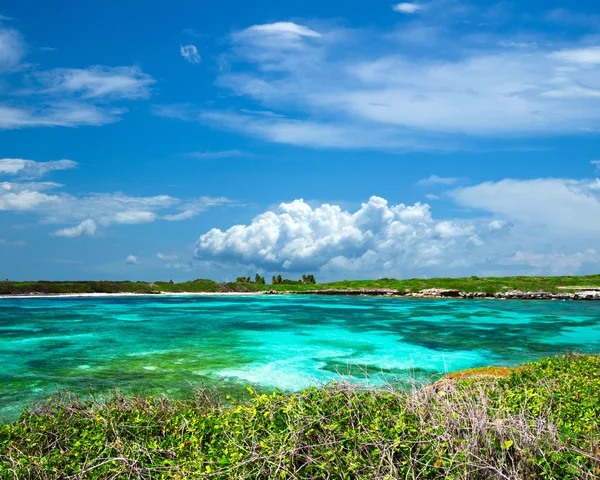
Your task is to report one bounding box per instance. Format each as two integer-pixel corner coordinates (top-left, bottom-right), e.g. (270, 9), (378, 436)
(0, 158), (77, 178)
(53, 219), (97, 237)
(196, 196), (491, 275)
(180, 44), (201, 64)
(392, 3), (423, 14)
(125, 255), (138, 265)
(195, 168), (600, 278)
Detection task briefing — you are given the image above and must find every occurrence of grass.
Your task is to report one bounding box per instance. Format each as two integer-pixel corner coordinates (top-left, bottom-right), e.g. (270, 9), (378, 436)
(260, 275), (600, 294)
(1, 274), (600, 296)
(1, 354), (599, 479)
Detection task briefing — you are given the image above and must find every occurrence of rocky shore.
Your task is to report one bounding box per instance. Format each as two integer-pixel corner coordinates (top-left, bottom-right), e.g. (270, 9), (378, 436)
(265, 287), (600, 300)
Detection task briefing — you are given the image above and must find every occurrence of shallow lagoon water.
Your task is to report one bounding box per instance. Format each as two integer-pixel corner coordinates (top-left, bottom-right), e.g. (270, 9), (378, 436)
(1, 295), (600, 420)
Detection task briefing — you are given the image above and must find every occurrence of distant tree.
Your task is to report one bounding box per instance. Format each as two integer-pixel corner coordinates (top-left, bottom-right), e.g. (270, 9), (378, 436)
(255, 274), (266, 284)
(277, 275), (282, 284)
(271, 276), (277, 285)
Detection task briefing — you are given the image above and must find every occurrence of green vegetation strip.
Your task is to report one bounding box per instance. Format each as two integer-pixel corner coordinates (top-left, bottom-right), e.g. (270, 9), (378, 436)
(1, 354), (599, 478)
(263, 274), (600, 294)
(2, 274), (600, 296)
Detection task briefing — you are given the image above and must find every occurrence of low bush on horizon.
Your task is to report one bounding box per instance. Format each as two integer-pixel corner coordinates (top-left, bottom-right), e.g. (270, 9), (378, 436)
(260, 274), (600, 294)
(2, 274), (600, 296)
(1, 354), (599, 479)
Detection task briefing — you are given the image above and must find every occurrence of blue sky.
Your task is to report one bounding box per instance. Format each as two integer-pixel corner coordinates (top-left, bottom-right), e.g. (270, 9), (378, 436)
(1, 0), (599, 281)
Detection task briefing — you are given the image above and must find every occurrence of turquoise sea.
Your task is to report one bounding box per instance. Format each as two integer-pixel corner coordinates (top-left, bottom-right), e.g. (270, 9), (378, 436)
(2, 295), (600, 420)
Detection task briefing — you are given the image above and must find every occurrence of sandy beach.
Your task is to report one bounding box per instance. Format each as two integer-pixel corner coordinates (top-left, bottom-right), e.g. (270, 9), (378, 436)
(0, 291), (266, 299)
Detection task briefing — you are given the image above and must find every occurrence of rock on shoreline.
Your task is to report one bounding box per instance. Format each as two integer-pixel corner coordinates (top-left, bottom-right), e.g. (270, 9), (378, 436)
(265, 288), (600, 300)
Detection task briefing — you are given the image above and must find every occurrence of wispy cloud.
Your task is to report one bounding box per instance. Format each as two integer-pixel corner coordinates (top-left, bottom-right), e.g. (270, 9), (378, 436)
(0, 159), (233, 235)
(158, 9), (600, 151)
(180, 44), (201, 64)
(241, 22), (321, 39)
(163, 196), (233, 221)
(189, 150), (246, 159)
(125, 255), (138, 265)
(0, 238), (26, 247)
(416, 175), (461, 187)
(0, 26), (26, 72)
(157, 252), (178, 260)
(0, 25), (155, 129)
(392, 3), (423, 14)
(31, 66), (155, 99)
(0, 158), (77, 178)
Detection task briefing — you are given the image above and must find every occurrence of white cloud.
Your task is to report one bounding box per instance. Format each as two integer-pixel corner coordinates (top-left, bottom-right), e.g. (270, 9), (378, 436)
(416, 175), (460, 186)
(0, 162), (233, 235)
(125, 255), (138, 265)
(157, 252), (178, 260)
(0, 27), (25, 72)
(451, 178), (600, 237)
(195, 169), (600, 278)
(163, 196), (233, 221)
(32, 66), (155, 100)
(172, 18), (600, 150)
(498, 249), (599, 276)
(53, 219), (97, 238)
(592, 160), (600, 174)
(195, 196), (486, 275)
(0, 238), (26, 247)
(242, 22), (321, 39)
(180, 44), (201, 64)
(113, 210), (157, 224)
(200, 111), (431, 150)
(164, 261), (192, 271)
(189, 150), (246, 159)
(0, 158), (77, 178)
(0, 24), (155, 129)
(392, 3), (423, 14)
(0, 182), (60, 210)
(551, 47), (600, 65)
(0, 102), (125, 129)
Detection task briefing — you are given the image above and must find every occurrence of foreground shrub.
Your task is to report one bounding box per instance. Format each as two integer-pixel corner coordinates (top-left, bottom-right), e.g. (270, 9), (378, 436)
(1, 354), (599, 479)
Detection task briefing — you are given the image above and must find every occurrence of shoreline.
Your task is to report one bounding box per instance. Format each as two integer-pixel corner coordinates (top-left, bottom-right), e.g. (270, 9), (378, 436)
(0, 291), (266, 299)
(1, 288), (599, 300)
